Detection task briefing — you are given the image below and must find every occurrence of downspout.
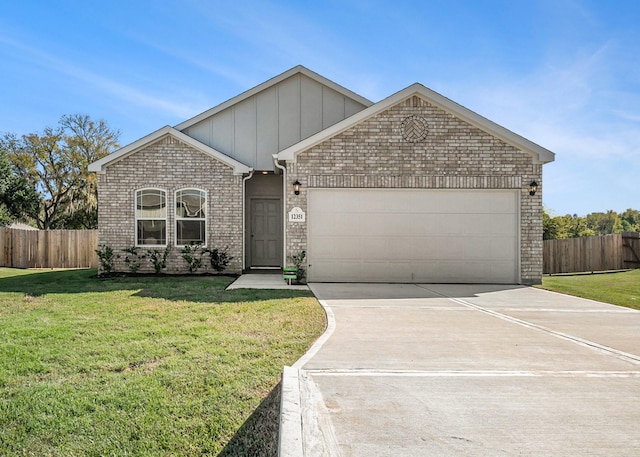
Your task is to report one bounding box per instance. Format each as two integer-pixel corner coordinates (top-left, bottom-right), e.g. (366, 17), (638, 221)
(272, 154), (287, 268)
(242, 168), (254, 271)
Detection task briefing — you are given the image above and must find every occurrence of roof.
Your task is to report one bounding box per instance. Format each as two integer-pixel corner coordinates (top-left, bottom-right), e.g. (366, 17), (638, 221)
(87, 126), (252, 175)
(276, 83), (555, 165)
(174, 65), (374, 132)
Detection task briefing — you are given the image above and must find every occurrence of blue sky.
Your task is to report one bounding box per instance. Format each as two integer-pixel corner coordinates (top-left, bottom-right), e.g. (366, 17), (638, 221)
(1, 0), (638, 216)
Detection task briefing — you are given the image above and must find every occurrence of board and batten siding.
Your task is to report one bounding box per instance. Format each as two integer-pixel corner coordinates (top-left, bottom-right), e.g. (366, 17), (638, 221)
(182, 74), (368, 170)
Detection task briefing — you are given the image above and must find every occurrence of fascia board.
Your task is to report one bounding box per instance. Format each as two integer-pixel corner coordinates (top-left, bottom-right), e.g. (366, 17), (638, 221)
(296, 66), (373, 107)
(88, 126), (252, 175)
(174, 65), (373, 132)
(277, 83), (555, 164)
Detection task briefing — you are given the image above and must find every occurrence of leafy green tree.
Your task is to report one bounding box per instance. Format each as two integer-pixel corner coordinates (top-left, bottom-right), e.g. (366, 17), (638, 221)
(585, 211), (623, 235)
(555, 214), (594, 239)
(1, 114), (120, 229)
(0, 149), (38, 226)
(544, 209), (639, 240)
(620, 209), (640, 232)
(543, 208), (559, 240)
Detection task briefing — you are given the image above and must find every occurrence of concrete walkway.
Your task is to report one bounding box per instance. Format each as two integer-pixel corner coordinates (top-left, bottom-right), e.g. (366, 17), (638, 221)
(226, 272), (309, 291)
(281, 283), (640, 456)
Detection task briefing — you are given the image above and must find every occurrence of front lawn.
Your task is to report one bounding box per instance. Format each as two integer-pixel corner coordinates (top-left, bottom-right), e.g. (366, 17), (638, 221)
(539, 269), (640, 310)
(0, 268), (325, 456)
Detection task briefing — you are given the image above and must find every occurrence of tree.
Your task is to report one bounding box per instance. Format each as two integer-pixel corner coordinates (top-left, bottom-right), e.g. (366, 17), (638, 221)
(0, 149), (39, 225)
(1, 114), (120, 229)
(620, 209), (640, 232)
(543, 209), (639, 240)
(543, 208), (559, 240)
(585, 211), (623, 236)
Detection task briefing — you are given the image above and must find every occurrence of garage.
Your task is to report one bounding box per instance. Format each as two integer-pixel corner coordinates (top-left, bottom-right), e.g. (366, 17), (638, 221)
(307, 188), (519, 283)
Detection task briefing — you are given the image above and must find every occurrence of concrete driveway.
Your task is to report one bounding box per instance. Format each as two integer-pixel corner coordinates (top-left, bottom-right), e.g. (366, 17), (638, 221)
(284, 283), (640, 457)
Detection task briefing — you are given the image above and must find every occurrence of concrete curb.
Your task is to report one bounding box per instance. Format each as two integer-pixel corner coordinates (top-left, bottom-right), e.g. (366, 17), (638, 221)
(293, 287), (336, 369)
(278, 366), (303, 457)
(279, 285), (336, 457)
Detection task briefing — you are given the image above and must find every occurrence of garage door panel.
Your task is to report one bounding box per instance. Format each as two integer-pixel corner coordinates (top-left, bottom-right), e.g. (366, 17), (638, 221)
(359, 237), (382, 258)
(314, 193), (338, 212)
(333, 213), (362, 235)
(411, 238), (441, 260)
(491, 261), (519, 280)
(392, 192), (437, 212)
(312, 237), (336, 257)
(311, 260), (360, 281)
(491, 237), (517, 259)
(459, 237), (493, 260)
(355, 193), (386, 212)
(332, 237), (362, 259)
(411, 214), (440, 234)
(308, 189), (519, 283)
(438, 261), (492, 282)
(456, 191), (516, 213)
(359, 214), (387, 236)
(410, 261), (443, 281)
(388, 237), (416, 258)
(312, 213), (337, 236)
(362, 214), (414, 236)
(484, 213), (517, 235)
(437, 239), (467, 259)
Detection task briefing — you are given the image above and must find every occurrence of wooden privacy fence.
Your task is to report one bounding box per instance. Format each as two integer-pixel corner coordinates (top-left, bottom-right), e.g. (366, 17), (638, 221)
(0, 227), (98, 269)
(543, 232), (640, 275)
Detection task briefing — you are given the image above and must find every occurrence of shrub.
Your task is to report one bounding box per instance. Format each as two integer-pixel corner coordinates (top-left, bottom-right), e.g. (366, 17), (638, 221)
(204, 246), (234, 272)
(95, 245), (116, 275)
(181, 243), (203, 273)
(122, 246), (145, 274)
(148, 244), (171, 274)
(288, 250), (307, 283)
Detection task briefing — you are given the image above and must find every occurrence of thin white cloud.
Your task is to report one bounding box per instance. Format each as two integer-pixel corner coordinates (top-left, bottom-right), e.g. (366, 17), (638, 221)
(612, 109), (640, 124)
(451, 43), (639, 161)
(0, 34), (199, 119)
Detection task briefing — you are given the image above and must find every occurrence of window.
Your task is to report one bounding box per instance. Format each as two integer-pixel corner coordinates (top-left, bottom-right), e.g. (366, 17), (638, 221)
(175, 189), (206, 246)
(136, 189), (167, 245)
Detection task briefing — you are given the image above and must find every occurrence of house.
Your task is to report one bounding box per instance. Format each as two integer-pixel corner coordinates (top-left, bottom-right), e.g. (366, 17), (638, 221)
(89, 65), (554, 284)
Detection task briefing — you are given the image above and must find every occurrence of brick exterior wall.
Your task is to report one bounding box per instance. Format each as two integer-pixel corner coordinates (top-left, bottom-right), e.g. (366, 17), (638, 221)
(285, 95), (544, 284)
(97, 135), (244, 274)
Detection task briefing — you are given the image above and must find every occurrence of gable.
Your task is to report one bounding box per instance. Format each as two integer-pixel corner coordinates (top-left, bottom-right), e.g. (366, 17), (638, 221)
(276, 84), (555, 165)
(88, 126), (251, 175)
(293, 94), (537, 183)
(176, 67), (372, 170)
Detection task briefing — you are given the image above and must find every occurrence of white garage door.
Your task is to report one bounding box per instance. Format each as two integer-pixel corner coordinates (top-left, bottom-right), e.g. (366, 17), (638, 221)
(307, 189), (519, 283)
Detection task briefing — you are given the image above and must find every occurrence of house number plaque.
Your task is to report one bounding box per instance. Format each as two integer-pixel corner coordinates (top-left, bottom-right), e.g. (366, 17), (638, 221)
(288, 207), (306, 222)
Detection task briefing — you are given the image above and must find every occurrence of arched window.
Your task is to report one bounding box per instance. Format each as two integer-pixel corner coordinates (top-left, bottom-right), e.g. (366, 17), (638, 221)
(135, 189), (167, 245)
(175, 188), (206, 246)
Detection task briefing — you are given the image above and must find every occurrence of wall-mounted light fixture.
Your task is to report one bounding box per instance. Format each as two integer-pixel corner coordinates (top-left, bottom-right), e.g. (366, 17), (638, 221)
(293, 179), (301, 195)
(529, 181), (538, 196)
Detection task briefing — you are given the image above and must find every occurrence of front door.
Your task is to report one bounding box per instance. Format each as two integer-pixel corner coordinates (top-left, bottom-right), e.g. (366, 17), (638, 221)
(250, 198), (282, 267)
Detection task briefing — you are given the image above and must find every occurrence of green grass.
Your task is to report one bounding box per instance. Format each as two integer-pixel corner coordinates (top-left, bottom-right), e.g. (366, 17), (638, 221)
(539, 269), (640, 310)
(0, 268), (326, 456)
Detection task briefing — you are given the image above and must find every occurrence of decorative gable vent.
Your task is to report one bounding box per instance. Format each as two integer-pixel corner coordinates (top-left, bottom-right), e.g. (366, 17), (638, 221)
(401, 115), (429, 143)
